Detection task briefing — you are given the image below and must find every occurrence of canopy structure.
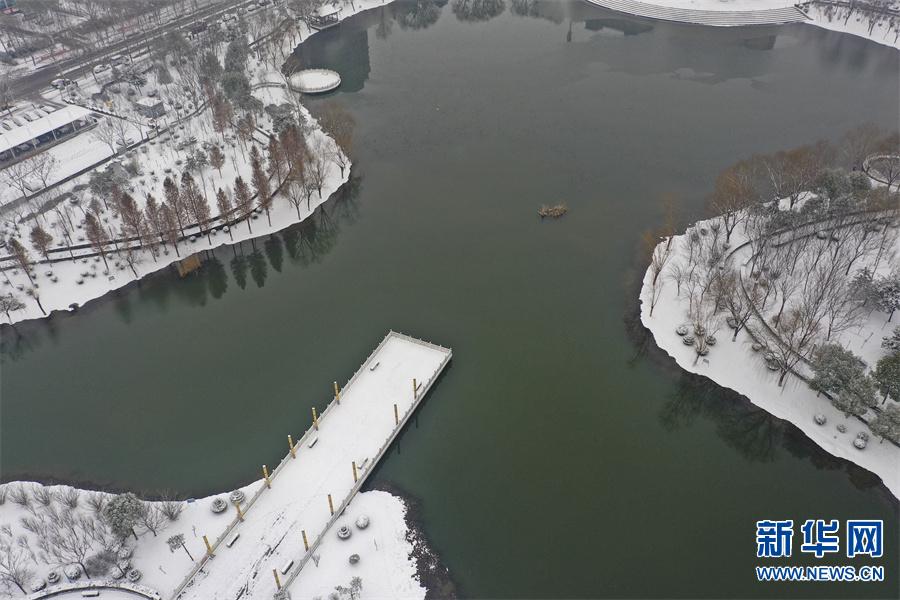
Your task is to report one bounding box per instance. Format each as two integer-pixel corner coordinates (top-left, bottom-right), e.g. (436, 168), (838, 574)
(0, 105), (96, 155)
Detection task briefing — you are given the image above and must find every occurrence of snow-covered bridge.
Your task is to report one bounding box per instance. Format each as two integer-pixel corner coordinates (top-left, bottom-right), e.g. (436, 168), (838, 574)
(171, 331), (452, 600)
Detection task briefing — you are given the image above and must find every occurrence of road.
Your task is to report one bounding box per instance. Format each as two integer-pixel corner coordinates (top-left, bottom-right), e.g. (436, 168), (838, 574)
(10, 0), (272, 99)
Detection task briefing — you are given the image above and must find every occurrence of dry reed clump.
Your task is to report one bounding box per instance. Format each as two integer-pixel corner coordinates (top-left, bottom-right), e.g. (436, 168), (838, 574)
(539, 204), (568, 218)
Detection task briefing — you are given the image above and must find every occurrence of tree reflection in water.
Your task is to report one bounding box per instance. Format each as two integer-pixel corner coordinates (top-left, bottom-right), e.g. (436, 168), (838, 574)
(452, 0), (505, 22)
(0, 175), (364, 363)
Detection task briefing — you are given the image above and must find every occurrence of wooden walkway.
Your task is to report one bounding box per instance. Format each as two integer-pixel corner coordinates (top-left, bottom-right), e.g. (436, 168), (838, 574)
(582, 0), (809, 25)
(171, 332), (452, 600)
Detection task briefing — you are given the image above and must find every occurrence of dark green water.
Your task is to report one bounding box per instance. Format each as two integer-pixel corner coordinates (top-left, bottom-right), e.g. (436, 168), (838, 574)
(2, 1), (898, 597)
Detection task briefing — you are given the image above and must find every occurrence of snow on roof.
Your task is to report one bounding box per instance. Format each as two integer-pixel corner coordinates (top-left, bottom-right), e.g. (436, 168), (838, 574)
(134, 97), (163, 107)
(0, 105), (95, 154)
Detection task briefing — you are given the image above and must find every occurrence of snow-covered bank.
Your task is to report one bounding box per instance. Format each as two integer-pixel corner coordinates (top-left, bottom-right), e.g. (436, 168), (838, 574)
(1, 331), (454, 598)
(639, 218), (900, 499)
(583, 0), (900, 49)
(0, 481), (427, 599)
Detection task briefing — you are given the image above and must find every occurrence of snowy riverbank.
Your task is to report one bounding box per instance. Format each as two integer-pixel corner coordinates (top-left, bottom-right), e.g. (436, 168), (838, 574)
(640, 218), (900, 500)
(0, 481), (429, 599)
(584, 0), (900, 49)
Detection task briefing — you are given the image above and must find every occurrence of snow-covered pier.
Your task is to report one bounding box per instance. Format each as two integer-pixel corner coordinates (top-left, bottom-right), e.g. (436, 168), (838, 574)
(172, 331), (452, 600)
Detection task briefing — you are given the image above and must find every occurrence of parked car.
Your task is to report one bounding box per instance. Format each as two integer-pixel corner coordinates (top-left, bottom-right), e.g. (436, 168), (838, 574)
(93, 63), (110, 74)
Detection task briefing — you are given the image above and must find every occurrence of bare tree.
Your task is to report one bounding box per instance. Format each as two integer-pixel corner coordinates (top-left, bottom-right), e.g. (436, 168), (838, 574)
(0, 159), (36, 202)
(163, 177), (188, 237)
(313, 101), (355, 177)
(137, 503), (167, 537)
(234, 175), (254, 233)
(250, 145), (272, 226)
(840, 122), (884, 171)
(0, 528), (35, 596)
(28, 225), (53, 262)
(160, 203), (181, 257)
(181, 172), (211, 242)
(0, 293), (26, 323)
(7, 238), (34, 284)
(84, 213), (110, 269)
(31, 153), (57, 190)
(216, 188), (234, 241)
(209, 146), (226, 177)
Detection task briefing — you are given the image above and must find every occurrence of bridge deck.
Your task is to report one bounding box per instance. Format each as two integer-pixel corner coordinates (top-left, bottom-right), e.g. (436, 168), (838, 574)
(173, 331), (452, 600)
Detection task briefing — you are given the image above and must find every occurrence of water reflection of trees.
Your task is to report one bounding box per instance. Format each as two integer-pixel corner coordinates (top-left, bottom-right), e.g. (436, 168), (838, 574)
(376, 0), (445, 39)
(395, 0), (444, 30)
(660, 371), (782, 464)
(509, 0), (540, 18)
(452, 0), (505, 22)
(0, 176), (363, 362)
(624, 296), (892, 494)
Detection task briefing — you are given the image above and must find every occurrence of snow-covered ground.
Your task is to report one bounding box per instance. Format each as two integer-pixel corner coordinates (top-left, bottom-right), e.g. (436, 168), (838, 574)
(640, 214), (900, 499)
(0, 483), (424, 600)
(1, 333), (452, 599)
(584, 0), (900, 48)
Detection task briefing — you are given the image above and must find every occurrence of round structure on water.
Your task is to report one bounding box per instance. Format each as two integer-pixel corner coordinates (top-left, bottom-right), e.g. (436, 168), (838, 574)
(289, 69), (341, 94)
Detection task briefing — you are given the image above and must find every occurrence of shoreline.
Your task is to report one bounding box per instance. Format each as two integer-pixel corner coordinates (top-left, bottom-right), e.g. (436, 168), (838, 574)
(624, 290), (900, 509)
(638, 221), (900, 500)
(366, 480), (462, 600)
(582, 0), (900, 49)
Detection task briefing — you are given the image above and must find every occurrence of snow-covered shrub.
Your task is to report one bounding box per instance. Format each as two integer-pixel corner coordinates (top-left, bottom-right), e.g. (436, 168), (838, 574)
(837, 424), (846, 433)
(229, 490), (245, 503)
(29, 578), (46, 592)
(856, 431), (869, 441)
(676, 325), (688, 336)
(127, 568), (142, 582)
(337, 526), (352, 540)
(47, 570), (60, 584)
(814, 414), (827, 425)
(705, 335), (717, 346)
(211, 498), (227, 513)
(64, 563), (82, 579)
(682, 335), (694, 346)
(854, 437), (867, 449)
(349, 554), (360, 565)
(355, 516), (369, 529)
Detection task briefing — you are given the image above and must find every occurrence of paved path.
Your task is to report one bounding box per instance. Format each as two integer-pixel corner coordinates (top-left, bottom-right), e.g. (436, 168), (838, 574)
(583, 0), (809, 25)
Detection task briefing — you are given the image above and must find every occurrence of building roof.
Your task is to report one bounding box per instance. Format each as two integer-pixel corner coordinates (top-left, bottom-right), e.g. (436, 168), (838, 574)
(134, 97), (162, 108)
(0, 105), (95, 154)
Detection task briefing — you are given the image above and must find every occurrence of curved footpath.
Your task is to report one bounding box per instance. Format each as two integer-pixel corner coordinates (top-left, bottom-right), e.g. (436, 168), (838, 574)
(583, 0), (808, 26)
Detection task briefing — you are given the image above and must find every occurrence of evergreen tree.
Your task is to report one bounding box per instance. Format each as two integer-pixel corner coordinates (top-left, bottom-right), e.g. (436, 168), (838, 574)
(103, 492), (143, 540)
(833, 375), (878, 417)
(869, 404), (900, 444)
(808, 344), (865, 398)
(883, 326), (900, 353)
(874, 353), (900, 403)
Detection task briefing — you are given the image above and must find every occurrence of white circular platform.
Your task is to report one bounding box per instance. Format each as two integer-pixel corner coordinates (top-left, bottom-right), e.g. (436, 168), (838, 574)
(289, 69), (341, 94)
